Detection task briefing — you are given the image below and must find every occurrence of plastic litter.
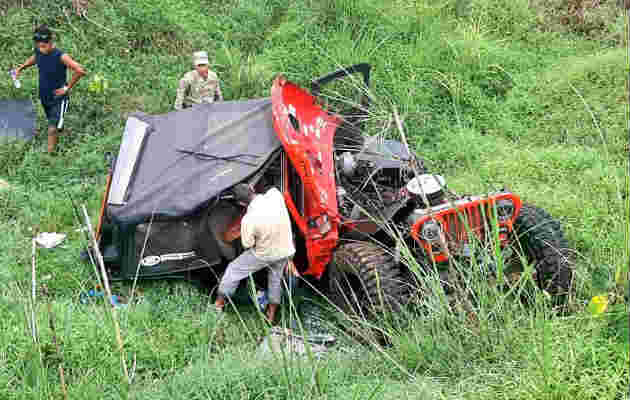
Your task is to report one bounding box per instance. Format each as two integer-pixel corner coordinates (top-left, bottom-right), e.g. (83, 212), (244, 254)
(256, 290), (268, 312)
(587, 295), (608, 316)
(79, 289), (128, 308)
(257, 327), (336, 358)
(257, 287), (338, 358)
(34, 232), (66, 248)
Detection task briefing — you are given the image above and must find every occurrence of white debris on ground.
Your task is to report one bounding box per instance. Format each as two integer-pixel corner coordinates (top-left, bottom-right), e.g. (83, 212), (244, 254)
(257, 327), (336, 358)
(0, 179), (9, 190)
(34, 232), (67, 248)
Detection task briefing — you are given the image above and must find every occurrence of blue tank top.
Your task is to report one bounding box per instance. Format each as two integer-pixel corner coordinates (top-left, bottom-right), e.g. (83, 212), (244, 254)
(35, 47), (67, 101)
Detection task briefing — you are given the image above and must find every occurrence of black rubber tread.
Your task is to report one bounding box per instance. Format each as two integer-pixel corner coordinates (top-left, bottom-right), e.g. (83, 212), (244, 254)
(327, 241), (406, 315)
(512, 203), (574, 299)
(360, 267), (401, 282)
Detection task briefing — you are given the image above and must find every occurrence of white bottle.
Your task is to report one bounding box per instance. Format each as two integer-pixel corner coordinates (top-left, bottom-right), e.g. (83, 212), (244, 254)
(9, 69), (20, 88)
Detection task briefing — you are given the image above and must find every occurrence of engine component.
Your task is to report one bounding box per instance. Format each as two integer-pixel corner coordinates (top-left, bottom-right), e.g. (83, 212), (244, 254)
(336, 186), (347, 208)
(420, 219), (442, 242)
(350, 204), (363, 220)
(338, 152), (357, 177)
(406, 174), (446, 207)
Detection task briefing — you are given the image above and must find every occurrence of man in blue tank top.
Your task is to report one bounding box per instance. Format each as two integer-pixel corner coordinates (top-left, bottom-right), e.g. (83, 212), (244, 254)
(14, 25), (85, 153)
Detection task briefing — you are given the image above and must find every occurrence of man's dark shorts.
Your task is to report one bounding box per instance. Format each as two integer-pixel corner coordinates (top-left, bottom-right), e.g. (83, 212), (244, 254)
(41, 96), (69, 131)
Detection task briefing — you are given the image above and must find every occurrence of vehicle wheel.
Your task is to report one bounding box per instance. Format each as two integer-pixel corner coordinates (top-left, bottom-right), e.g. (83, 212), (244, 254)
(327, 241), (406, 316)
(512, 204), (574, 300)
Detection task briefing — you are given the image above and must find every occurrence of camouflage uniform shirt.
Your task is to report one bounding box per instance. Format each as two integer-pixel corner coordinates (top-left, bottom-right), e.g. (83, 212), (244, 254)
(174, 70), (223, 110)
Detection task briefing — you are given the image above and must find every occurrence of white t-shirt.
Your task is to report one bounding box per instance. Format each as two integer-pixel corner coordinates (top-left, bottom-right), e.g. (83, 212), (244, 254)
(240, 188), (295, 259)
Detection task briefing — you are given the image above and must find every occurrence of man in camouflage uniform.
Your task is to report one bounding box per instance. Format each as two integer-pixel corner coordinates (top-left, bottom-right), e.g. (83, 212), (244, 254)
(174, 51), (223, 110)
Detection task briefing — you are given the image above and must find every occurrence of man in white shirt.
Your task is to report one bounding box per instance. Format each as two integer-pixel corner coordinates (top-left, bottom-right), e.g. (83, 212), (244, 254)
(215, 184), (295, 323)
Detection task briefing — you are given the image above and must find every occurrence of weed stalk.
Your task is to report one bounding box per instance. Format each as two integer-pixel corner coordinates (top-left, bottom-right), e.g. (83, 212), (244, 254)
(42, 284), (68, 400)
(30, 238), (37, 343)
(81, 205), (131, 385)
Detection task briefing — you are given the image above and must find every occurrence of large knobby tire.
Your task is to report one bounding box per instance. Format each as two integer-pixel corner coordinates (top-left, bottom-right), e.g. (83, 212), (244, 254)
(512, 204), (574, 300)
(327, 241), (406, 316)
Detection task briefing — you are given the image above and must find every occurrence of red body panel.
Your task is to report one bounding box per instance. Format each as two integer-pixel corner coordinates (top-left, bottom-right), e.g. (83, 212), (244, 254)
(271, 76), (341, 278)
(410, 193), (522, 262)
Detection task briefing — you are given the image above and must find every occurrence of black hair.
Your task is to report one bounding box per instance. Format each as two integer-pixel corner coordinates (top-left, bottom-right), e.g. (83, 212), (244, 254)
(232, 183), (254, 204)
(33, 25), (52, 43)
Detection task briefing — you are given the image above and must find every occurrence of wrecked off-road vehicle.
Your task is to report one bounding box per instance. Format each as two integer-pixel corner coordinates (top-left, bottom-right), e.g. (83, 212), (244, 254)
(94, 64), (573, 312)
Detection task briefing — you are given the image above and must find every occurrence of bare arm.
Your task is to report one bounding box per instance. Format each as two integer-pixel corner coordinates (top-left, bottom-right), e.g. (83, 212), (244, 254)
(60, 54), (86, 90)
(240, 215), (256, 249)
(174, 77), (190, 110)
(15, 55), (36, 77)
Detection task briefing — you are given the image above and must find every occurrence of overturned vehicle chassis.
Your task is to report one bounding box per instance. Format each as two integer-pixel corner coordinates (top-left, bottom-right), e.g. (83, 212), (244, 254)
(96, 64), (573, 311)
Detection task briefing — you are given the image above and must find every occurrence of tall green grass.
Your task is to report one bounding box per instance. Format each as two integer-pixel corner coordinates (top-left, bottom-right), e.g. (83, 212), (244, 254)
(0, 0), (626, 398)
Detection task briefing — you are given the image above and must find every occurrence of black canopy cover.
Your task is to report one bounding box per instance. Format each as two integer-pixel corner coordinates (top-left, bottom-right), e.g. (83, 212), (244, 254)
(107, 98), (281, 225)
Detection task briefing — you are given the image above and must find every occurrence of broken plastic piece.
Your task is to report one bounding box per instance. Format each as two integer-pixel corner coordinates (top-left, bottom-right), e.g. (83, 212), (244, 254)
(34, 232), (66, 248)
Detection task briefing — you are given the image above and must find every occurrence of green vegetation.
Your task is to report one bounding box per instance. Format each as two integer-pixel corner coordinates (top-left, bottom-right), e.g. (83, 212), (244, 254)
(0, 0), (627, 399)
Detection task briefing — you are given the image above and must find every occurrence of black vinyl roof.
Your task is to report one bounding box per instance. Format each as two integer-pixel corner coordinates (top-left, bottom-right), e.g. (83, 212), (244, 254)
(107, 98), (281, 225)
